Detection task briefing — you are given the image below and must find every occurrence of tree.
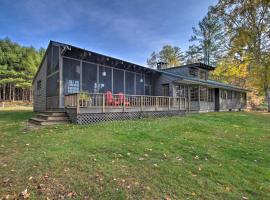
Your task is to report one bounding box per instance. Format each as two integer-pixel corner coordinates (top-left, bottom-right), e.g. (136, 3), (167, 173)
(146, 52), (158, 68)
(190, 7), (224, 66)
(0, 38), (44, 102)
(146, 45), (184, 68)
(213, 0), (270, 111)
(184, 45), (204, 64)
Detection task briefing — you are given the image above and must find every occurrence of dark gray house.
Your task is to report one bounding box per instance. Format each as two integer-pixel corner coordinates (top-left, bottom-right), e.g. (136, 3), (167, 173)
(31, 41), (247, 125)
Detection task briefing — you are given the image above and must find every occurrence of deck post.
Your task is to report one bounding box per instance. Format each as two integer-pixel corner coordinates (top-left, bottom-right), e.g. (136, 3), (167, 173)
(76, 93), (80, 113)
(102, 93), (105, 113)
(123, 95), (126, 112)
(155, 97), (158, 111)
(140, 96), (143, 111)
(168, 97), (171, 110)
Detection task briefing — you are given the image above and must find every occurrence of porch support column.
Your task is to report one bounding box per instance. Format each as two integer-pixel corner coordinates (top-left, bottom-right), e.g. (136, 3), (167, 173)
(79, 60), (82, 92)
(59, 48), (64, 108)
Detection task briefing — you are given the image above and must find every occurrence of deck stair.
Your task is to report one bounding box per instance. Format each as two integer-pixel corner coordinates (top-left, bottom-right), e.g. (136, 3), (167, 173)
(28, 111), (70, 126)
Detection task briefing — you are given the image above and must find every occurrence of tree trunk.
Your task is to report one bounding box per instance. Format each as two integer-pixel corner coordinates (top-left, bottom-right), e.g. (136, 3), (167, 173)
(3, 84), (6, 101)
(267, 88), (270, 113)
(12, 85), (15, 102)
(9, 84), (12, 101)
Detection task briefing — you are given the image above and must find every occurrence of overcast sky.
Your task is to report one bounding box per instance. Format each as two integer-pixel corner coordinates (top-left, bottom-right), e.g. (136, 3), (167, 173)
(0, 0), (217, 65)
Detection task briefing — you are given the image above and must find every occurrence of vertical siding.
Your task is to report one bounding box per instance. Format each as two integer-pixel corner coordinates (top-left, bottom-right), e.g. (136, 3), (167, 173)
(33, 56), (47, 111)
(153, 73), (180, 96)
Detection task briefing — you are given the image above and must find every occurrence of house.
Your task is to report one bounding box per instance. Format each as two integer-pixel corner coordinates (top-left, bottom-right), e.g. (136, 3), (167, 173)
(31, 41), (247, 125)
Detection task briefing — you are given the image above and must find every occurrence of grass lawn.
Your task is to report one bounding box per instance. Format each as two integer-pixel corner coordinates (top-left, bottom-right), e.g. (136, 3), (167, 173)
(0, 111), (270, 199)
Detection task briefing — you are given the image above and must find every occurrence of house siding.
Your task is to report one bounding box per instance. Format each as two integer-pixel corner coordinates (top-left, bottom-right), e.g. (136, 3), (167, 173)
(33, 55), (47, 112)
(153, 73), (180, 96)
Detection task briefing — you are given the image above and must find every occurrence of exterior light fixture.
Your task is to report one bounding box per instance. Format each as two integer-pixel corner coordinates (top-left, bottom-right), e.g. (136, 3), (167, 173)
(140, 72), (144, 83)
(102, 66), (106, 77)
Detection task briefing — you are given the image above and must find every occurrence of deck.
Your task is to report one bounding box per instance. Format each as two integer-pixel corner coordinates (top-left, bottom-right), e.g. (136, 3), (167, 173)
(64, 93), (187, 124)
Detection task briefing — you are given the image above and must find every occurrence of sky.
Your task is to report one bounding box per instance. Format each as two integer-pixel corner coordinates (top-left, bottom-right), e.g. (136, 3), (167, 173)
(0, 0), (217, 65)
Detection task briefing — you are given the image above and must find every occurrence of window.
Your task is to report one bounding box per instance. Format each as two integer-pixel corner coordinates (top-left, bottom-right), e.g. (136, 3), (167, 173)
(190, 86), (199, 101)
(189, 67), (199, 77)
(113, 69), (124, 94)
(200, 86), (208, 101)
(176, 85), (188, 98)
(228, 90), (233, 100)
(200, 70), (207, 80)
(221, 89), (227, 99)
(37, 80), (41, 96)
(208, 88), (214, 102)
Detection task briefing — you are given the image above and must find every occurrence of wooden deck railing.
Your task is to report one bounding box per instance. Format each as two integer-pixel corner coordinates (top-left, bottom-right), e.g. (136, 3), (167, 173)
(64, 93), (187, 113)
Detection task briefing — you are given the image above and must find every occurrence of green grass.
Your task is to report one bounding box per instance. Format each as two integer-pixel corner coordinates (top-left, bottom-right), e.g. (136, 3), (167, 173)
(0, 111), (270, 199)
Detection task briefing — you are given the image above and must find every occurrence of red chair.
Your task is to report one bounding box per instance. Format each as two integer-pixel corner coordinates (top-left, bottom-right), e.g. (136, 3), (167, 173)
(105, 91), (121, 106)
(117, 93), (130, 106)
(105, 91), (114, 106)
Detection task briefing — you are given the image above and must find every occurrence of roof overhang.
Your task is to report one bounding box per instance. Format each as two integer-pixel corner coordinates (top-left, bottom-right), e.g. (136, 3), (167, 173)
(173, 79), (249, 92)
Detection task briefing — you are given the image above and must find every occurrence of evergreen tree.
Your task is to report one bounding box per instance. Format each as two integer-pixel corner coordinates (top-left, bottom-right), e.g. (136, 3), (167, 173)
(0, 38), (44, 102)
(190, 7), (224, 66)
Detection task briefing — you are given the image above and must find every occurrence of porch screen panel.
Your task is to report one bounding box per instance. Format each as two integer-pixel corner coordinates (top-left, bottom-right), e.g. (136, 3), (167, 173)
(82, 62), (98, 93)
(63, 58), (80, 94)
(46, 47), (52, 75)
(47, 72), (59, 97)
(136, 73), (144, 95)
(47, 45), (59, 75)
(99, 66), (112, 93)
(125, 71), (135, 95)
(113, 69), (124, 94)
(52, 45), (59, 72)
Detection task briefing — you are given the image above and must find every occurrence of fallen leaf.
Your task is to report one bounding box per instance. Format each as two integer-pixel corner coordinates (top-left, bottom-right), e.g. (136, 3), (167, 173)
(20, 189), (30, 199)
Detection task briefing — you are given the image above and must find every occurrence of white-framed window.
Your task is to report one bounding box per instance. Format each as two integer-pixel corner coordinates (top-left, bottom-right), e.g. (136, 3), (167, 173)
(208, 88), (214, 102)
(200, 86), (208, 101)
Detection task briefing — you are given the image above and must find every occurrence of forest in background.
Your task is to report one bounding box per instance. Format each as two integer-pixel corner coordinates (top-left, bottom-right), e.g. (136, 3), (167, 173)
(147, 0), (270, 111)
(0, 38), (45, 103)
